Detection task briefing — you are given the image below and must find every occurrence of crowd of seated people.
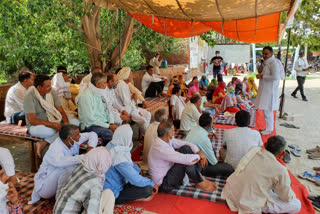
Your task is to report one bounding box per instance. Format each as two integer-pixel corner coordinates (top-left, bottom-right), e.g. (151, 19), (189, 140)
(1, 64), (301, 214)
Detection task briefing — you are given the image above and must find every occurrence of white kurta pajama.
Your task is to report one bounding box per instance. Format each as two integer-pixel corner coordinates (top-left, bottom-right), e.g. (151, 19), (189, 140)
(104, 87), (126, 126)
(30, 132), (98, 204)
(170, 95), (186, 120)
(115, 80), (151, 133)
(254, 55), (284, 132)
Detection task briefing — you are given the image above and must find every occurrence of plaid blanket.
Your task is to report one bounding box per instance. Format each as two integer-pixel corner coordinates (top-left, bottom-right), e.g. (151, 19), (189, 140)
(0, 170), (144, 214)
(0, 123), (102, 149)
(213, 109), (257, 127)
(175, 128), (224, 159)
(169, 176), (226, 204)
(145, 97), (169, 112)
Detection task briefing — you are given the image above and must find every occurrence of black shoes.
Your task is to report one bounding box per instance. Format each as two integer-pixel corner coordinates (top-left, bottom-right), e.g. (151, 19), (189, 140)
(308, 196), (320, 211)
(302, 97), (308, 101)
(291, 94), (298, 98)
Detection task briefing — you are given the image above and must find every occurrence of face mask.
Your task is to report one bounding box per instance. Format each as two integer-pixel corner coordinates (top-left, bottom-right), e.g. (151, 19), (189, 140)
(68, 137), (76, 147)
(112, 86), (117, 89)
(208, 126), (214, 134)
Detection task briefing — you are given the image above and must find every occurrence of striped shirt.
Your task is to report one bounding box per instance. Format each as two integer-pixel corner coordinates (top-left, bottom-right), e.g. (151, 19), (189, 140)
(54, 165), (103, 214)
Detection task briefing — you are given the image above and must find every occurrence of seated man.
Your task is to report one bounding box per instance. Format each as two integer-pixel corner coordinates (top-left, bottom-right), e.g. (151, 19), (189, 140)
(222, 135), (301, 214)
(105, 73), (131, 126)
(220, 110), (263, 169)
(30, 124), (98, 203)
(78, 73), (117, 146)
(5, 70), (34, 125)
(186, 113), (234, 177)
(0, 147), (18, 187)
(143, 108), (168, 164)
(180, 94), (202, 132)
(141, 65), (166, 98)
(76, 67), (102, 104)
(170, 86), (187, 120)
(24, 75), (69, 157)
(52, 66), (79, 125)
(116, 67), (151, 134)
(104, 125), (157, 204)
(54, 147), (114, 214)
(148, 120), (217, 193)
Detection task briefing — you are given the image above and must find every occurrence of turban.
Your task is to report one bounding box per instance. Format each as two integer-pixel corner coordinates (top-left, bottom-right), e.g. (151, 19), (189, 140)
(117, 67), (131, 81)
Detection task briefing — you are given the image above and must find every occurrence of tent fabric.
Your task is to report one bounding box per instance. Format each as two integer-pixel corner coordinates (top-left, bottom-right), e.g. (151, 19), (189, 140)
(107, 0), (293, 22)
(130, 12), (280, 43)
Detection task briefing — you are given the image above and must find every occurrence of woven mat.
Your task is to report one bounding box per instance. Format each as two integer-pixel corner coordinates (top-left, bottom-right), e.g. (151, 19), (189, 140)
(213, 109), (257, 128)
(175, 128), (224, 159)
(0, 170), (144, 214)
(169, 176), (226, 204)
(145, 97), (169, 112)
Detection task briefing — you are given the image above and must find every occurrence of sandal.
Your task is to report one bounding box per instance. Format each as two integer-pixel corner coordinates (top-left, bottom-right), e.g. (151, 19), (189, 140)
(309, 151), (320, 160)
(290, 148), (301, 157)
(306, 146), (320, 154)
(299, 171), (316, 182)
(288, 144), (301, 151)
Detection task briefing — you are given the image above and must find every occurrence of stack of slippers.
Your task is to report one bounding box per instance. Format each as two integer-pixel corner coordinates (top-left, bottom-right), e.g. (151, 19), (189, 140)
(283, 144), (301, 163)
(308, 195), (320, 211)
(307, 146), (320, 159)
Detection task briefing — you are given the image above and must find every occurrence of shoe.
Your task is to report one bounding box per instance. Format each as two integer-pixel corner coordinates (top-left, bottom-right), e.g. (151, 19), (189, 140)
(308, 195), (320, 202)
(260, 130), (272, 135)
(306, 146), (320, 154)
(288, 144), (301, 151)
(302, 97), (308, 101)
(308, 151), (320, 160)
(312, 201), (320, 211)
(283, 150), (291, 163)
(290, 148), (301, 157)
(291, 94), (298, 98)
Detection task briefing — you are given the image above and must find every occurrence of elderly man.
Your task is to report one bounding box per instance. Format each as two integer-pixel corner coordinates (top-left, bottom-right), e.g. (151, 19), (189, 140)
(115, 67), (151, 134)
(105, 73), (131, 126)
(78, 72), (117, 146)
(222, 135), (301, 214)
(30, 124), (98, 204)
(5, 70), (34, 125)
(180, 94), (202, 132)
(186, 113), (234, 177)
(149, 53), (163, 75)
(24, 75), (69, 157)
(291, 52), (309, 101)
(143, 108), (168, 164)
(148, 120), (217, 193)
(255, 46), (285, 135)
(220, 110), (263, 169)
(141, 65), (166, 98)
(76, 67), (102, 104)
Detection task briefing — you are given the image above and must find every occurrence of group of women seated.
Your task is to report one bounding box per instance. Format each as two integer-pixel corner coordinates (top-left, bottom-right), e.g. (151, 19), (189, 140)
(169, 74), (257, 121)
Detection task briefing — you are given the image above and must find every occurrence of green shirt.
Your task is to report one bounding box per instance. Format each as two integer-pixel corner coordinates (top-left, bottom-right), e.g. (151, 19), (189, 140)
(185, 125), (218, 165)
(78, 88), (114, 130)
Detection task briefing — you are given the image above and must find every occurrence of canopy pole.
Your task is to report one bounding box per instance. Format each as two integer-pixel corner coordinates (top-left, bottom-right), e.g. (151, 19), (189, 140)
(279, 28), (291, 118)
(252, 43), (256, 73)
(119, 9), (122, 66)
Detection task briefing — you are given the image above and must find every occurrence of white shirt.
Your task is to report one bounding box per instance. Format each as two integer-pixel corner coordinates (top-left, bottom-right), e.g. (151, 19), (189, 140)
(0, 147), (15, 177)
(170, 95), (186, 120)
(31, 132), (98, 203)
(295, 57), (309, 77)
(104, 87), (125, 114)
(141, 72), (162, 95)
(148, 137), (200, 186)
(149, 57), (162, 75)
(143, 121), (160, 164)
(180, 103), (201, 131)
(115, 80), (137, 113)
(76, 73), (92, 104)
(223, 127), (263, 169)
(4, 82), (28, 123)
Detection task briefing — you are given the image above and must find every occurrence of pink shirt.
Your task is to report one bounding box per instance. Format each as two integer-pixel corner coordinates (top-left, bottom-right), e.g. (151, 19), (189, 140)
(148, 137), (200, 186)
(188, 85), (200, 97)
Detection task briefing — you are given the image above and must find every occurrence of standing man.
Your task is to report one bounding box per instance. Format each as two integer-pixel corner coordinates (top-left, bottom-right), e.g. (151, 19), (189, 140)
(149, 53), (163, 75)
(142, 65), (167, 98)
(210, 51), (224, 79)
(255, 46), (285, 135)
(291, 52), (309, 101)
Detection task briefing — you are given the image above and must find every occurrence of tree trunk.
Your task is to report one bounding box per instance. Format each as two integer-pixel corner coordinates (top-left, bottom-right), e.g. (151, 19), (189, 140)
(80, 6), (103, 69)
(107, 15), (134, 71)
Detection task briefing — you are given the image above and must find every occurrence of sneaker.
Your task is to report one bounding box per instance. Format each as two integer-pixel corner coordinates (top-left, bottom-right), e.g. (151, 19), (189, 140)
(306, 146), (320, 154)
(302, 97), (308, 101)
(283, 150), (291, 163)
(309, 151), (320, 160)
(291, 94), (298, 98)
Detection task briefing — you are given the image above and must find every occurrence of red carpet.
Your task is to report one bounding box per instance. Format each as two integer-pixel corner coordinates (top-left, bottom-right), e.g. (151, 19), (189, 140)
(128, 109), (315, 214)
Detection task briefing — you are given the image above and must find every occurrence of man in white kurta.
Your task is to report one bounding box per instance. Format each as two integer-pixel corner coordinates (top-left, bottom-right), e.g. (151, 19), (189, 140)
(30, 124), (98, 204)
(254, 47), (284, 135)
(180, 94), (202, 131)
(115, 67), (151, 133)
(222, 136), (301, 214)
(76, 67), (102, 104)
(143, 108), (168, 164)
(291, 52), (309, 101)
(149, 53), (162, 75)
(5, 70), (34, 124)
(141, 65), (166, 97)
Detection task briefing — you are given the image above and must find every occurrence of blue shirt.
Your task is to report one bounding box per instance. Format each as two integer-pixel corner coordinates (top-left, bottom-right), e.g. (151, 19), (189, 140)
(103, 162), (154, 198)
(185, 125), (218, 165)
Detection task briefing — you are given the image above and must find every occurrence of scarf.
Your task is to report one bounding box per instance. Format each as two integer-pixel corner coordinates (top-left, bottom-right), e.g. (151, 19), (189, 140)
(209, 79), (218, 87)
(235, 83), (243, 95)
(235, 147), (261, 175)
(117, 67), (131, 81)
(81, 147), (112, 182)
(32, 87), (62, 123)
(109, 124), (134, 166)
(264, 55), (285, 80)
